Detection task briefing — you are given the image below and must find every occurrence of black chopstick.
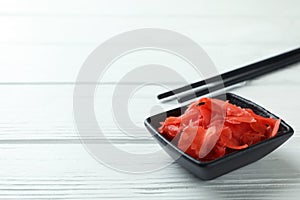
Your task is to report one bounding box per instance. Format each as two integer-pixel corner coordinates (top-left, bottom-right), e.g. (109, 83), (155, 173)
(158, 47), (300, 102)
(177, 47), (300, 103)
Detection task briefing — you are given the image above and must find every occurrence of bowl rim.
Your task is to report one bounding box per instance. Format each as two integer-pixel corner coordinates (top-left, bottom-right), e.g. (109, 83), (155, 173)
(144, 92), (294, 166)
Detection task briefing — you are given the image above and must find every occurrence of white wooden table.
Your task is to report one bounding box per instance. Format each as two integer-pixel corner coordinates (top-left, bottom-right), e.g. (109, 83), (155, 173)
(0, 0), (300, 199)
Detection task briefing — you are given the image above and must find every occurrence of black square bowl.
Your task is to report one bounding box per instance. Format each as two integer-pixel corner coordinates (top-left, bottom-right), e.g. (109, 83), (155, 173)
(144, 93), (294, 180)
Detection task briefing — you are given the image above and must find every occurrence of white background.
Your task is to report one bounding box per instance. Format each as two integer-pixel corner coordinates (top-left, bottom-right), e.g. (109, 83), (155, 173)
(0, 0), (299, 199)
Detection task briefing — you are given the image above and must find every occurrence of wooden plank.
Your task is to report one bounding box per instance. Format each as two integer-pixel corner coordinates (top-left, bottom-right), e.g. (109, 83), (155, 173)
(0, 44), (299, 83)
(0, 16), (299, 45)
(0, 142), (298, 199)
(0, 82), (298, 142)
(0, 0), (299, 17)
(0, 4), (298, 83)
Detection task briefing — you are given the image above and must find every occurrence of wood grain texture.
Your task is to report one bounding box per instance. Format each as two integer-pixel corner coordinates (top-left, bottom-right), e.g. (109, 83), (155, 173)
(0, 0), (299, 199)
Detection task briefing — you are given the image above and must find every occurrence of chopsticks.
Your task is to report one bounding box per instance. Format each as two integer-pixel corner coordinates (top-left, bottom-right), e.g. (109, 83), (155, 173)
(158, 47), (300, 103)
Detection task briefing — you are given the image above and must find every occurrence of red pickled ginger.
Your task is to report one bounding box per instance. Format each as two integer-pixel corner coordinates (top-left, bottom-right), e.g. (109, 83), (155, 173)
(158, 97), (281, 162)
